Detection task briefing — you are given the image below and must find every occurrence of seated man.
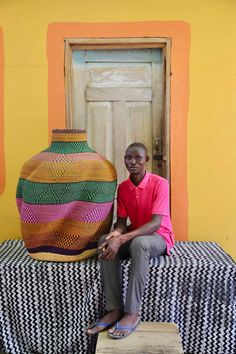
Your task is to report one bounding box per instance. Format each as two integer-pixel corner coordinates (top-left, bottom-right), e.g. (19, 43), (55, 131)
(87, 142), (174, 339)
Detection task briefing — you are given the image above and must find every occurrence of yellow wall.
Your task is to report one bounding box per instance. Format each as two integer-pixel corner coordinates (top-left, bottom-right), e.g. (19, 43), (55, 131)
(0, 0), (235, 259)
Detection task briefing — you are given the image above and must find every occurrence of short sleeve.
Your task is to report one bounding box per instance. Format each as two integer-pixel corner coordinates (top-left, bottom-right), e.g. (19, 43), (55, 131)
(152, 179), (170, 216)
(117, 184), (128, 218)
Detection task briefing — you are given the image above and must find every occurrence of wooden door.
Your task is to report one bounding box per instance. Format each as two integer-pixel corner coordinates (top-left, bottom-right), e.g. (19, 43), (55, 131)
(70, 48), (165, 183)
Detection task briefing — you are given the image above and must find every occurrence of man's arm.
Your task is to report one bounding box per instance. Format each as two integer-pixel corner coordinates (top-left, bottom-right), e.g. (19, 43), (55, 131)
(113, 217), (127, 235)
(103, 216), (127, 240)
(116, 214), (162, 245)
(99, 214), (162, 260)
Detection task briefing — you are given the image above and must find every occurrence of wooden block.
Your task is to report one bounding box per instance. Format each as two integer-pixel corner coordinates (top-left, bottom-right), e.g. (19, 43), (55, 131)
(96, 322), (184, 354)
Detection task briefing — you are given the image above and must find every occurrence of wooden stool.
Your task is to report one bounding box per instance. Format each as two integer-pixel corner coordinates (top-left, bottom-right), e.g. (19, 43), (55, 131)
(96, 322), (184, 354)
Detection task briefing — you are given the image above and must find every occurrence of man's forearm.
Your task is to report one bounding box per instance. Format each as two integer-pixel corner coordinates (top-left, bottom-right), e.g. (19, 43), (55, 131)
(118, 216), (162, 245)
(113, 224), (126, 235)
(113, 217), (127, 235)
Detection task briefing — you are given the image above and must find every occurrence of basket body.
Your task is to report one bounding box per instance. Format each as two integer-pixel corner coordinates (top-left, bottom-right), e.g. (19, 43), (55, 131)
(16, 129), (117, 261)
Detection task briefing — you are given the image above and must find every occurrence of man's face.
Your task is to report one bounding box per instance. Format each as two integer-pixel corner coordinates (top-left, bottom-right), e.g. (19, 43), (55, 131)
(124, 147), (147, 176)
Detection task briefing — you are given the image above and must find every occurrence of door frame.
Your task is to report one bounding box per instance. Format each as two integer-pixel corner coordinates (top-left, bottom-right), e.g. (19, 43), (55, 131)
(64, 37), (171, 181)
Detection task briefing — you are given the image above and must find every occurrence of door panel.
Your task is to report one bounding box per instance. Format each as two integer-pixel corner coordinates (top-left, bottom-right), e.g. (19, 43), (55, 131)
(128, 102), (152, 173)
(86, 62), (151, 87)
(112, 101), (129, 183)
(87, 102), (113, 161)
(151, 51), (165, 176)
(86, 87), (152, 102)
(71, 48), (165, 180)
(83, 48), (154, 62)
(72, 53), (86, 130)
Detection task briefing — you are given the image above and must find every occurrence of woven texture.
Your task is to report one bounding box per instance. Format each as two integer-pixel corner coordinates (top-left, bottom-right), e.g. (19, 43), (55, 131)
(16, 130), (117, 261)
(0, 240), (235, 354)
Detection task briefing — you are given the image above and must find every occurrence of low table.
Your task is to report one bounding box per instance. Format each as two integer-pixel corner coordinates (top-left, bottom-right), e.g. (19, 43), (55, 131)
(0, 240), (235, 354)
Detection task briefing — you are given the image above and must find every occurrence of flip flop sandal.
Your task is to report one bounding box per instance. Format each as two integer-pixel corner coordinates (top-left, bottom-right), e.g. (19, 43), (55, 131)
(108, 317), (141, 339)
(86, 319), (117, 335)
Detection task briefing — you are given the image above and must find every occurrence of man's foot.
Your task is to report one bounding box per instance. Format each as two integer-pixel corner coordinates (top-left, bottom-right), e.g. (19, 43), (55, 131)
(86, 309), (123, 335)
(108, 313), (140, 339)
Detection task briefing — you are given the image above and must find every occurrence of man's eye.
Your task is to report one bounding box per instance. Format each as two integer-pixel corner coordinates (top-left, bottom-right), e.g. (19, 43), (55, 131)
(124, 156), (143, 161)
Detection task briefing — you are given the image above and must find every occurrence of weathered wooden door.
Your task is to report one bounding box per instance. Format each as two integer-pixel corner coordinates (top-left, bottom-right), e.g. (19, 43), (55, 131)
(70, 48), (165, 183)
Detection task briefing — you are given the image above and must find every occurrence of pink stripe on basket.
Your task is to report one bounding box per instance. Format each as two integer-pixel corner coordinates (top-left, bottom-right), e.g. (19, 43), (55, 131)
(17, 200), (113, 224)
(32, 152), (105, 163)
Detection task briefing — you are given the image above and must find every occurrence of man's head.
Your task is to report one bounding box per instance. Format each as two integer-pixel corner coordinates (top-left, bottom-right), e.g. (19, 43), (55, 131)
(124, 143), (150, 177)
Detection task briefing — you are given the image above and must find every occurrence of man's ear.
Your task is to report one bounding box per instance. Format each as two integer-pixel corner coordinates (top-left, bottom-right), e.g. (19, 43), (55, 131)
(146, 155), (150, 162)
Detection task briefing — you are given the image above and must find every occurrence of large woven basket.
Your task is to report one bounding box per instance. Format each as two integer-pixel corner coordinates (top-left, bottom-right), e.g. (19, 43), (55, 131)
(16, 129), (117, 261)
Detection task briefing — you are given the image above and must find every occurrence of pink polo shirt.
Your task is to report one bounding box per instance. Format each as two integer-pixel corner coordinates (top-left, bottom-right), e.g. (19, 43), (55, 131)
(117, 172), (174, 255)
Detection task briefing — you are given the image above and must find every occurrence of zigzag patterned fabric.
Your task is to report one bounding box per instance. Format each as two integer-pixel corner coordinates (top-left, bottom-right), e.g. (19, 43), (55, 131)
(16, 129), (117, 261)
(0, 240), (235, 354)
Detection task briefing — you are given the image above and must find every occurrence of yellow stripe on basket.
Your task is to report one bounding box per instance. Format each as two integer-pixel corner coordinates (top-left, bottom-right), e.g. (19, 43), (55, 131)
(20, 159), (117, 183)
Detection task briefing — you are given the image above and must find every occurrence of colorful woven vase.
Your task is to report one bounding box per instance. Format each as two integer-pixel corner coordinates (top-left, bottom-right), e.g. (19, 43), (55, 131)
(16, 129), (117, 262)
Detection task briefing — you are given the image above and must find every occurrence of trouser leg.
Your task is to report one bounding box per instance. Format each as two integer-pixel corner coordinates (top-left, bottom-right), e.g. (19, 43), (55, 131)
(124, 234), (167, 314)
(98, 234), (130, 311)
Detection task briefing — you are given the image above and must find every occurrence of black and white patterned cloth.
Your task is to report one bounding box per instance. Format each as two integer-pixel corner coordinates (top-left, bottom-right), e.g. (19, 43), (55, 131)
(0, 240), (235, 354)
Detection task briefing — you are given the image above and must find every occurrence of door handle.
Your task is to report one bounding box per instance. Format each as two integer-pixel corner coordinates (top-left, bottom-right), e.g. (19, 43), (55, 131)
(154, 138), (160, 152)
(153, 138), (163, 166)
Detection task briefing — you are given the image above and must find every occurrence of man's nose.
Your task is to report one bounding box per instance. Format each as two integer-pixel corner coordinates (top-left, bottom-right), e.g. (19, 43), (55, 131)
(130, 158), (136, 164)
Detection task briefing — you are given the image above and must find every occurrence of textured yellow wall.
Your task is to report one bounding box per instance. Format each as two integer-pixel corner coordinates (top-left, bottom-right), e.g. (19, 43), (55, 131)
(0, 0), (235, 259)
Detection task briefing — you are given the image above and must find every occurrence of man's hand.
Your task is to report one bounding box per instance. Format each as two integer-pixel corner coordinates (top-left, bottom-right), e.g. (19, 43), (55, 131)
(98, 233), (122, 260)
(105, 229), (121, 240)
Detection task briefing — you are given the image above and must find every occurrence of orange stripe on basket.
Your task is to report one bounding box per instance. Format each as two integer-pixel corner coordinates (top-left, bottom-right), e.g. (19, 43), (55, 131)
(52, 132), (87, 142)
(22, 213), (113, 247)
(20, 159), (117, 183)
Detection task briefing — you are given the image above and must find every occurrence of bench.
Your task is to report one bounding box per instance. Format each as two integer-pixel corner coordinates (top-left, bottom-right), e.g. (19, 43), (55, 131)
(96, 322), (184, 354)
(0, 240), (235, 354)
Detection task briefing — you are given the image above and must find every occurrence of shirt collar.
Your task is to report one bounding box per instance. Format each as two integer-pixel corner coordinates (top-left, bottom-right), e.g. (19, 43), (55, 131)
(127, 172), (150, 190)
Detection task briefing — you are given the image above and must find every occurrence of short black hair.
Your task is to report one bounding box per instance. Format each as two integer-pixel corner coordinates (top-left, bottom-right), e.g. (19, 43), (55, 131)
(126, 142), (147, 155)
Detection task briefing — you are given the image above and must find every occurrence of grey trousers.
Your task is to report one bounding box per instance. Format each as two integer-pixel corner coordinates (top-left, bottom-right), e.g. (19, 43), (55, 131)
(98, 233), (167, 314)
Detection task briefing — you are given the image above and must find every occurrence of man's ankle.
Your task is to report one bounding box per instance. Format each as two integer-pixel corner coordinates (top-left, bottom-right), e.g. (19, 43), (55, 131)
(124, 312), (139, 319)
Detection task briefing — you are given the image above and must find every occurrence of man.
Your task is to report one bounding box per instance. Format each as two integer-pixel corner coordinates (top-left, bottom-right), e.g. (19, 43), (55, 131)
(87, 143), (174, 339)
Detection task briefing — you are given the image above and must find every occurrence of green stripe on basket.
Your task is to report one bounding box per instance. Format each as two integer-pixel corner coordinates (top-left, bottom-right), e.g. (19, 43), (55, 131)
(43, 142), (95, 154)
(16, 179), (117, 204)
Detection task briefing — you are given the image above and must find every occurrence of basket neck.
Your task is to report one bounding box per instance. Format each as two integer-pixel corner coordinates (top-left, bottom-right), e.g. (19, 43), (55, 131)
(51, 129), (87, 142)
